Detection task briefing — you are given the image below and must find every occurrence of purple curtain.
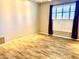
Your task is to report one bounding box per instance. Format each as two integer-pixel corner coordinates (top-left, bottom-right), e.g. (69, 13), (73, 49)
(71, 0), (79, 39)
(48, 5), (53, 35)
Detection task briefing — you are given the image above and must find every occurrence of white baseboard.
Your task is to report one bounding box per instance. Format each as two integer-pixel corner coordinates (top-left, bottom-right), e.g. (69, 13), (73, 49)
(0, 36), (5, 44)
(39, 32), (73, 40)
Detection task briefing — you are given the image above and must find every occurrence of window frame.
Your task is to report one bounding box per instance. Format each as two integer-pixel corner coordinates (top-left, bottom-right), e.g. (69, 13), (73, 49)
(52, 2), (76, 20)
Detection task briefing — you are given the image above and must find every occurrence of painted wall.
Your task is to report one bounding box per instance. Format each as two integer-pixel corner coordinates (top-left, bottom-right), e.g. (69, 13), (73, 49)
(53, 0), (77, 5)
(0, 0), (39, 42)
(39, 2), (73, 37)
(39, 2), (50, 34)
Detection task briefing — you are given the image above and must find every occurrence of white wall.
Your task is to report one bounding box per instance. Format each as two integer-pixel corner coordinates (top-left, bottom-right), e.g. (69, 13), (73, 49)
(53, 0), (77, 5)
(39, 2), (73, 38)
(0, 0), (39, 42)
(39, 2), (50, 34)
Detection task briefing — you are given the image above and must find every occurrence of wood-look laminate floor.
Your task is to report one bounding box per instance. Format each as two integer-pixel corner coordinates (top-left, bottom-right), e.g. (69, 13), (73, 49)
(0, 34), (79, 59)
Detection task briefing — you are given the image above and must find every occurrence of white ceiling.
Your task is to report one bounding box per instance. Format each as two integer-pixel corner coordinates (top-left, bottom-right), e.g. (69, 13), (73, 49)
(32, 0), (77, 4)
(32, 0), (51, 3)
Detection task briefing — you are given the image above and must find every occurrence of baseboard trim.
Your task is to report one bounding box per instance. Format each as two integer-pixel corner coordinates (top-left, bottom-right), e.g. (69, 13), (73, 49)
(39, 32), (73, 40)
(0, 36), (5, 44)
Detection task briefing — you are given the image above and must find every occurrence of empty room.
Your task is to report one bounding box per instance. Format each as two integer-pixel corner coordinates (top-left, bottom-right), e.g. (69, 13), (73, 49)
(0, 0), (79, 59)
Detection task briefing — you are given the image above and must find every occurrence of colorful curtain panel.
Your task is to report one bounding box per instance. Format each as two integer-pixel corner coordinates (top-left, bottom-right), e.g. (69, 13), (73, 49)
(71, 0), (79, 39)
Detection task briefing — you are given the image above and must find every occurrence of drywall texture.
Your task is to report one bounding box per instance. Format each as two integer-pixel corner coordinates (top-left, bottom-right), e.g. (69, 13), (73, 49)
(0, 0), (39, 42)
(53, 0), (77, 5)
(39, 2), (50, 34)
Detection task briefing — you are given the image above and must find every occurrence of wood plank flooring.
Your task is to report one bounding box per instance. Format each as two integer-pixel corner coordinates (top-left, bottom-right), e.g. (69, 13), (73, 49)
(0, 34), (79, 59)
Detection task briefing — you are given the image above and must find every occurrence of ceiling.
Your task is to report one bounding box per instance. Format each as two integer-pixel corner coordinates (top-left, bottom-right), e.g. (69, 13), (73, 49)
(32, 0), (77, 4)
(32, 0), (51, 3)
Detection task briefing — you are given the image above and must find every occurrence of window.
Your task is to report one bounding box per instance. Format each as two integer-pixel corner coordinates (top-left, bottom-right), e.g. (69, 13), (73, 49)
(52, 3), (76, 20)
(63, 13), (69, 19)
(57, 6), (62, 12)
(70, 3), (76, 19)
(57, 13), (62, 19)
